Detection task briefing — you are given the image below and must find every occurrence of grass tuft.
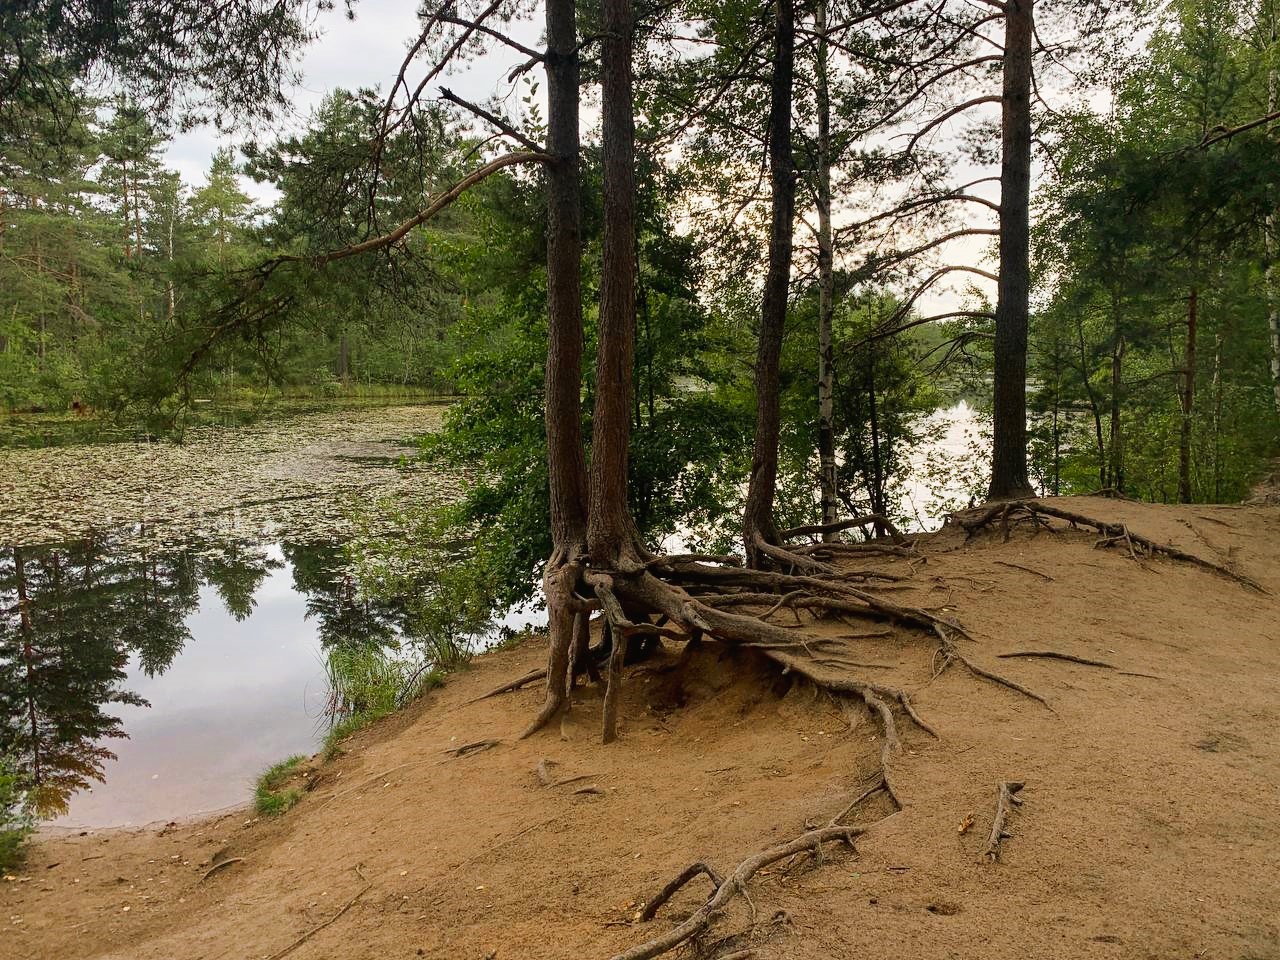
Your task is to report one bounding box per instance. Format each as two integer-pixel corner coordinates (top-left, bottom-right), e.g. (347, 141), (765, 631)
(320, 647), (445, 761)
(253, 755), (307, 817)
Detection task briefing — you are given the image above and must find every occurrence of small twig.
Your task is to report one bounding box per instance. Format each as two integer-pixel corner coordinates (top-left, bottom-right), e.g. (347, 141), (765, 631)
(266, 878), (372, 960)
(992, 560), (1054, 581)
(984, 781), (1024, 862)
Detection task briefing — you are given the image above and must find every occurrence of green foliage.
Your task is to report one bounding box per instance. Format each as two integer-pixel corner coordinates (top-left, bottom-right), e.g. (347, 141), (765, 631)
(253, 755), (306, 817)
(1029, 0), (1280, 501)
(0, 755), (33, 870)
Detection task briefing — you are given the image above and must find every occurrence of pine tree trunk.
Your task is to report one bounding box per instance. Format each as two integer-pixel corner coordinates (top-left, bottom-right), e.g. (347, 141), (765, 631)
(166, 195), (176, 326)
(528, 0), (591, 735)
(743, 0), (797, 562)
(987, 0), (1035, 501)
(1108, 325), (1125, 495)
(1267, 2), (1280, 416)
(1179, 287), (1197, 504)
(814, 0), (838, 539)
(589, 0), (639, 569)
(337, 329), (350, 381)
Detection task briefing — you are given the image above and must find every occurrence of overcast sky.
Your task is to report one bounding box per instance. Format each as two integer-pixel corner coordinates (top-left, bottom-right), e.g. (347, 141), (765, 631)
(165, 0), (540, 202)
(159, 2), (1019, 311)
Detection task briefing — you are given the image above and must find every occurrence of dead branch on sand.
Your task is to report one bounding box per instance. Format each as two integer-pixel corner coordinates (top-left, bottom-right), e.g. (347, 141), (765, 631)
(984, 781), (1024, 862)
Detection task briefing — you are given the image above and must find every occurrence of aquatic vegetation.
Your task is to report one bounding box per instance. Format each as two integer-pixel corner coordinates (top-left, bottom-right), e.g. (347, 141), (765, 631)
(320, 646), (443, 760)
(0, 405), (463, 549)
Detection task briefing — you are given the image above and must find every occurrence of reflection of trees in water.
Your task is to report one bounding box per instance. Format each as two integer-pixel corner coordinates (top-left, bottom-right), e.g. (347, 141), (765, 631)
(283, 541), (408, 651)
(0, 535), (366, 819)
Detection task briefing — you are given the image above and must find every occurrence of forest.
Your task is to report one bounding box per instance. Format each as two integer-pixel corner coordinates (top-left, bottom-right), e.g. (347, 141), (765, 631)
(2, 0), (1280, 958)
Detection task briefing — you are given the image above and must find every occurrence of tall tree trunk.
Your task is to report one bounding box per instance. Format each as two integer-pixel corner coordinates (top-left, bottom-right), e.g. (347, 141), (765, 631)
(337, 328), (350, 380)
(868, 347), (884, 517)
(588, 0), (639, 569)
(1267, 2), (1280, 415)
(1179, 287), (1197, 503)
(987, 0), (1035, 501)
(1108, 328), (1125, 495)
(743, 0), (797, 563)
(14, 548), (42, 790)
(814, 0), (838, 539)
(591, 0), (640, 744)
(166, 193), (176, 326)
(1212, 329), (1223, 500)
(528, 0), (591, 735)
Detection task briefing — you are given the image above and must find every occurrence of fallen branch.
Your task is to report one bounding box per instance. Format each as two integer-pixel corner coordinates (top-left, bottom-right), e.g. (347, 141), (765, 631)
(984, 781), (1024, 862)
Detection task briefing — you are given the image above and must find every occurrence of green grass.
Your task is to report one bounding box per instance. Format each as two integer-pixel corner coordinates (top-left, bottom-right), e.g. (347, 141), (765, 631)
(320, 646), (445, 761)
(253, 755), (307, 817)
(318, 660), (445, 762)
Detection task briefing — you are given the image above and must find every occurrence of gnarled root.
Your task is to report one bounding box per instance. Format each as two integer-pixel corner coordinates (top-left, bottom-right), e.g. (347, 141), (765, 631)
(615, 826), (863, 960)
(954, 501), (1265, 593)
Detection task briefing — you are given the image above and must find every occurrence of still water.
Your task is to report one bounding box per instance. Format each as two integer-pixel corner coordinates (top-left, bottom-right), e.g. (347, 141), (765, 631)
(0, 536), (417, 828)
(0, 401), (985, 830)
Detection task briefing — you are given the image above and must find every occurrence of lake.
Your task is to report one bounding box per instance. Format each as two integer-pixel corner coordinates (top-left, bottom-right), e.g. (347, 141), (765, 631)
(1, 401), (986, 829)
(0, 405), (484, 828)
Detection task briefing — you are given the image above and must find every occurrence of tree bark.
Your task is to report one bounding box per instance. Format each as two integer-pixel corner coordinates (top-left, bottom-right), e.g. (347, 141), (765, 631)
(1178, 287), (1197, 504)
(1108, 327), (1125, 495)
(814, 0), (838, 540)
(1267, 1), (1280, 416)
(743, 0), (797, 561)
(587, 0), (640, 569)
(987, 0), (1035, 501)
(529, 0), (591, 734)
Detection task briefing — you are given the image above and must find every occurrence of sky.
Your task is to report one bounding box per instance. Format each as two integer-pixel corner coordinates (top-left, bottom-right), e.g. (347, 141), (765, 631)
(165, 0), (540, 202)
(157, 1), (1060, 312)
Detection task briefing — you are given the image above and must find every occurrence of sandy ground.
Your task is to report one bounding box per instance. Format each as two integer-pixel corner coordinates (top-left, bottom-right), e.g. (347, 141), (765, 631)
(4, 496), (1279, 960)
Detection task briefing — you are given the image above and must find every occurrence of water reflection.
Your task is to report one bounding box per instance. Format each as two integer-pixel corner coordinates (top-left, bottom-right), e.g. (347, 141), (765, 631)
(0, 534), (419, 827)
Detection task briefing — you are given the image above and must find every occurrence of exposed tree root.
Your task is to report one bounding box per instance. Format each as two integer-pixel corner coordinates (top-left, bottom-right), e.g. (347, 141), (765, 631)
(444, 738), (501, 759)
(639, 861), (725, 921)
(200, 857), (245, 882)
(468, 668), (547, 704)
(955, 500), (1266, 593)
(996, 650), (1116, 669)
(614, 825), (863, 960)
(934, 641), (1054, 712)
(265, 872), (372, 960)
(992, 560), (1054, 581)
(984, 780), (1024, 862)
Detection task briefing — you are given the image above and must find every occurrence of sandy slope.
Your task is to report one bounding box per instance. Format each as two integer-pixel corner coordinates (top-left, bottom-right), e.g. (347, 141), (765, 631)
(4, 497), (1279, 960)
